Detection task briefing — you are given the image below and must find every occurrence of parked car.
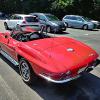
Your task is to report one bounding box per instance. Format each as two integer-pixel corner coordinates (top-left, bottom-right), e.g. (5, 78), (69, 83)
(30, 13), (66, 33)
(0, 25), (98, 84)
(62, 15), (96, 30)
(4, 14), (42, 30)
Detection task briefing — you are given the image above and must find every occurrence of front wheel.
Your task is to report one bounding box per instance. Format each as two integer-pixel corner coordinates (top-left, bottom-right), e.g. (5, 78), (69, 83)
(4, 22), (9, 30)
(19, 58), (37, 85)
(83, 25), (88, 30)
(46, 26), (51, 33)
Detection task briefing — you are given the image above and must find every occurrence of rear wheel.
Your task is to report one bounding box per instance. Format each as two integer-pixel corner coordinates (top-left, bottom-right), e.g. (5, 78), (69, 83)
(83, 25), (88, 30)
(4, 22), (9, 30)
(0, 46), (1, 53)
(46, 26), (51, 33)
(19, 58), (37, 85)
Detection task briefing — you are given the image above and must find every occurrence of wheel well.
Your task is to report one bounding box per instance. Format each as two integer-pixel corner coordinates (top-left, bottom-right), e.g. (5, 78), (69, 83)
(83, 24), (88, 29)
(17, 55), (23, 62)
(17, 55), (31, 67)
(83, 24), (88, 27)
(17, 55), (35, 72)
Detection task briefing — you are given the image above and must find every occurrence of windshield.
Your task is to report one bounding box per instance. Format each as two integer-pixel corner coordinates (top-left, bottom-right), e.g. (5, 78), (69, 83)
(45, 14), (59, 21)
(82, 17), (91, 21)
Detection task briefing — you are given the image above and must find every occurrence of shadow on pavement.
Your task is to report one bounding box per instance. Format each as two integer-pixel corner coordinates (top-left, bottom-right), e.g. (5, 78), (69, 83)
(57, 31), (70, 34)
(29, 73), (100, 100)
(0, 54), (19, 74)
(49, 31), (70, 35)
(68, 27), (99, 32)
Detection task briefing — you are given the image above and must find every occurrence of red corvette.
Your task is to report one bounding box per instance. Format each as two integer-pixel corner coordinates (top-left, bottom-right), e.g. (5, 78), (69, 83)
(0, 25), (99, 84)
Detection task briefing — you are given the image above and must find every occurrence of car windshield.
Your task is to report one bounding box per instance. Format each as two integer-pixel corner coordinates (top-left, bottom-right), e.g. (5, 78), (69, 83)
(45, 14), (59, 21)
(82, 17), (90, 21)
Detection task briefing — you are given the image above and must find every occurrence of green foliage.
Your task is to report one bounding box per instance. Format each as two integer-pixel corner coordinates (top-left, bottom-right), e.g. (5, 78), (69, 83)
(51, 0), (73, 10)
(0, 0), (100, 20)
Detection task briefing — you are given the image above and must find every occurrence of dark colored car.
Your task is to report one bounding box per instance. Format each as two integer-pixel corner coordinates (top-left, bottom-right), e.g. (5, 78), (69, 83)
(30, 13), (67, 33)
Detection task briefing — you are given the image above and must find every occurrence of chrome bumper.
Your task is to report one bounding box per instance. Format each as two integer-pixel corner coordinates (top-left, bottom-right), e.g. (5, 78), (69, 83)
(39, 74), (80, 84)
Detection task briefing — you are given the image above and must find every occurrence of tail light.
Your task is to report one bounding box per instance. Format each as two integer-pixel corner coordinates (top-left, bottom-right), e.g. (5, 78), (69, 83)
(22, 21), (26, 24)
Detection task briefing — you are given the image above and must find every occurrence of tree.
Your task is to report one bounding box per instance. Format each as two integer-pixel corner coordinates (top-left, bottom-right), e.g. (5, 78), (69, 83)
(0, 0), (100, 20)
(51, 0), (73, 18)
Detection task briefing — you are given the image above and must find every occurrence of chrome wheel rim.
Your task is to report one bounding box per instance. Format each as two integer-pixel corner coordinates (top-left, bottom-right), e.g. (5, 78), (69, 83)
(20, 62), (30, 82)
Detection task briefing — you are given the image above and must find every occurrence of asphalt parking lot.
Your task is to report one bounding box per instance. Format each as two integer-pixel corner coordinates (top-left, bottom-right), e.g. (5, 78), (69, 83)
(0, 20), (100, 100)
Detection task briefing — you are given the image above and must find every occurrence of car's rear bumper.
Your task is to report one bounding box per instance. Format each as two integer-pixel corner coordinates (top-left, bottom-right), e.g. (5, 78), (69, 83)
(39, 59), (98, 84)
(39, 74), (80, 84)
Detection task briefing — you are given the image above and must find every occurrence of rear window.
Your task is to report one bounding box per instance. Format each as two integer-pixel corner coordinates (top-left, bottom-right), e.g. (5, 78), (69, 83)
(25, 17), (35, 22)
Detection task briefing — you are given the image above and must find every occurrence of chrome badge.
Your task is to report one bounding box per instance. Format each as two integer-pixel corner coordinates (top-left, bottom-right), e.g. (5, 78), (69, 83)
(67, 48), (74, 52)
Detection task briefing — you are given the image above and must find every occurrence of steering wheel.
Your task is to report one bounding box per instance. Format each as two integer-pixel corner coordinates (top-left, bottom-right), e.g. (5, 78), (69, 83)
(29, 32), (41, 40)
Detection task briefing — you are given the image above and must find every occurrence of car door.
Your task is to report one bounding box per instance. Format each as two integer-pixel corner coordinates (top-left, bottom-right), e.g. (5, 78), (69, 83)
(0, 32), (17, 60)
(68, 16), (79, 28)
(75, 17), (84, 28)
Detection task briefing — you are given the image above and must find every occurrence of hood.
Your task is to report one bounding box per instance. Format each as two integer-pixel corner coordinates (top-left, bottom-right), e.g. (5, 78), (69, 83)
(91, 20), (100, 25)
(24, 37), (98, 73)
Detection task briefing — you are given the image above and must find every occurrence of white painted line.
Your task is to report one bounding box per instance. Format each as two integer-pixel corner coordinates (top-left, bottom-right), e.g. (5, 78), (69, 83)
(84, 34), (89, 35)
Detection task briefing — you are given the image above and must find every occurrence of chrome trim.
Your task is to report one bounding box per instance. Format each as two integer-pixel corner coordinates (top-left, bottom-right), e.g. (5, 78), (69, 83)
(0, 50), (19, 66)
(39, 74), (80, 84)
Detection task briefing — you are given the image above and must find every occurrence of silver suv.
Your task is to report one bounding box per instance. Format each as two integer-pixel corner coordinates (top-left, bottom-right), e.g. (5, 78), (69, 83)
(62, 15), (95, 30)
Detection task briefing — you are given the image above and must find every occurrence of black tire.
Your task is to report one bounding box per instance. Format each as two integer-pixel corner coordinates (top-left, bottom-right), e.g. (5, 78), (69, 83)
(0, 46), (1, 53)
(4, 22), (9, 30)
(19, 58), (37, 85)
(46, 26), (51, 33)
(65, 22), (68, 28)
(83, 25), (88, 30)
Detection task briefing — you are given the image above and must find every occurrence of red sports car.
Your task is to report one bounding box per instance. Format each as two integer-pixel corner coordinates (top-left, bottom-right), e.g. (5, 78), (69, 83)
(0, 25), (99, 84)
